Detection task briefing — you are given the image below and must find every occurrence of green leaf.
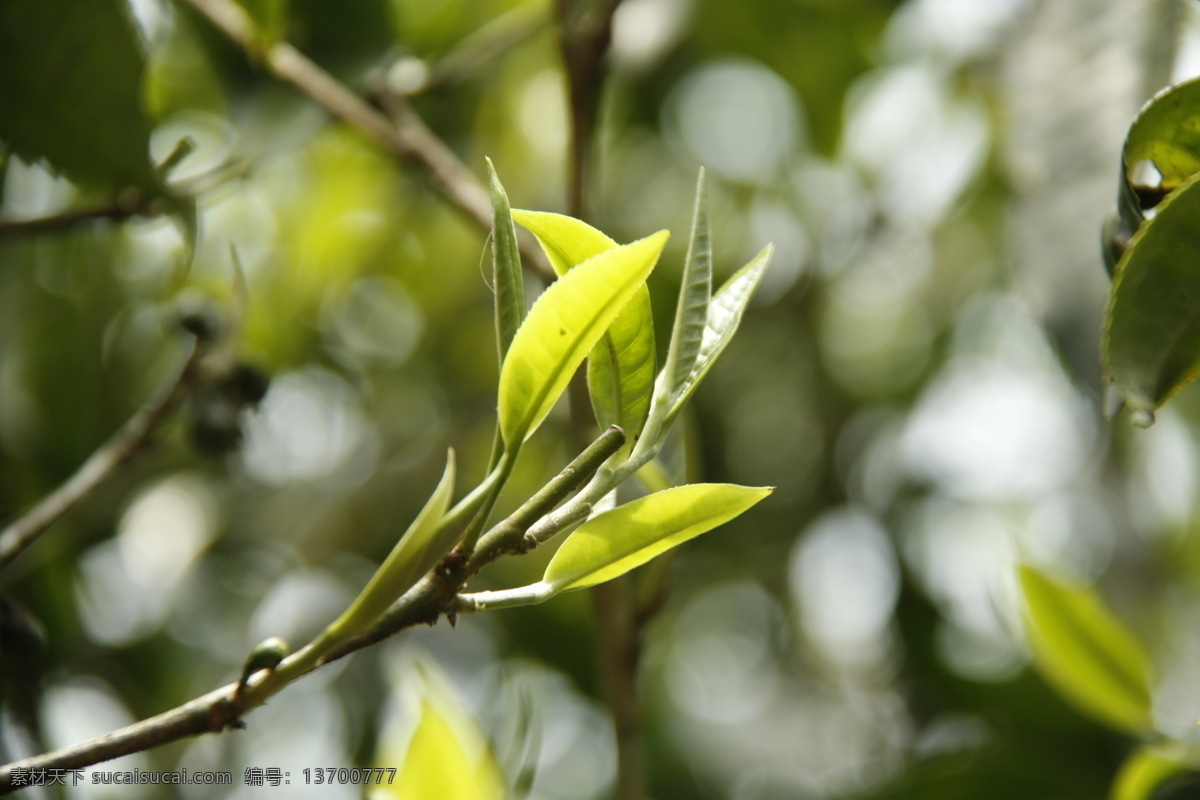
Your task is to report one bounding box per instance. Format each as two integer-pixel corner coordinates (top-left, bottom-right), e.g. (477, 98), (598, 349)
(487, 159), (525, 361)
(1112, 743), (1195, 800)
(664, 168), (713, 399)
(511, 211), (657, 441)
(543, 483), (772, 592)
(375, 658), (507, 800)
(510, 209), (618, 278)
(1104, 172), (1200, 421)
(1124, 77), (1200, 200)
(325, 451), (456, 639)
(0, 0), (161, 194)
(498, 231), (668, 446)
(1017, 565), (1155, 735)
(666, 244), (774, 425)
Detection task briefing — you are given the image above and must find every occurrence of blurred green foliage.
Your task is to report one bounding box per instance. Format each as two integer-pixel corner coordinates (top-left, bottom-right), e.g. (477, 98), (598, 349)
(6, 0), (1200, 799)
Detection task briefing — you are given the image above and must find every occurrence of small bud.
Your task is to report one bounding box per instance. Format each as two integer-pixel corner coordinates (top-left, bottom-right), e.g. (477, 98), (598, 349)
(237, 637), (290, 693)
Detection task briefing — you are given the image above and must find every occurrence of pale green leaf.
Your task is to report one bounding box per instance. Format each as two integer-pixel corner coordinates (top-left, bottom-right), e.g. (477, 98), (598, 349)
(664, 168), (713, 399)
(325, 451), (456, 639)
(1105, 172), (1200, 420)
(543, 483), (772, 592)
(1018, 565), (1155, 735)
(498, 231), (668, 446)
(487, 159), (524, 360)
(667, 244), (773, 424)
(510, 209), (617, 277)
(373, 658), (507, 800)
(1112, 743), (1195, 800)
(511, 210), (657, 440)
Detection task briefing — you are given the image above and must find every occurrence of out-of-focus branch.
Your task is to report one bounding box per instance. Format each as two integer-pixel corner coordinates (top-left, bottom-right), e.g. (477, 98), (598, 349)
(177, 0), (554, 283)
(0, 340), (206, 570)
(0, 426), (627, 793)
(0, 203), (148, 237)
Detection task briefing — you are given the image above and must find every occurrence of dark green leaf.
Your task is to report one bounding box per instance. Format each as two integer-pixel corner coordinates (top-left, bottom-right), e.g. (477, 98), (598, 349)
(0, 0), (161, 193)
(487, 159), (524, 361)
(1018, 565), (1155, 735)
(1105, 172), (1200, 421)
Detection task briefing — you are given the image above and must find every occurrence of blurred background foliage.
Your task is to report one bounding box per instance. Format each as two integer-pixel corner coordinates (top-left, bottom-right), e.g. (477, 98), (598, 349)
(4, 0), (1200, 798)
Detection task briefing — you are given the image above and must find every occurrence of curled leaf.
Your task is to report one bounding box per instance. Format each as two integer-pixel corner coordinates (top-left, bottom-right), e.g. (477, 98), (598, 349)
(666, 244), (773, 426)
(487, 159), (524, 361)
(325, 451), (457, 640)
(664, 168), (713, 400)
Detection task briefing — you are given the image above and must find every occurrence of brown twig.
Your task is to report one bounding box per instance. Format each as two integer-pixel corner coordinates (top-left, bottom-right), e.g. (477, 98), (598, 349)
(177, 0), (554, 283)
(0, 427), (627, 793)
(0, 340), (206, 570)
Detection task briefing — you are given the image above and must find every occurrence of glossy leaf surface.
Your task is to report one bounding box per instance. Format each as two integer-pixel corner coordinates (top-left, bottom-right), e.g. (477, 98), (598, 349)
(498, 230), (667, 446)
(1105, 172), (1200, 419)
(512, 210), (657, 439)
(1018, 566), (1154, 735)
(543, 483), (772, 591)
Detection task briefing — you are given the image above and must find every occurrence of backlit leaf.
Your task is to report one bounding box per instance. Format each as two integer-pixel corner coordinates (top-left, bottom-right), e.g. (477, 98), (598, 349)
(498, 231), (667, 446)
(1018, 565), (1155, 736)
(1105, 172), (1200, 421)
(325, 451), (456, 639)
(543, 483), (772, 591)
(373, 657), (507, 800)
(666, 244), (773, 425)
(664, 168), (713, 399)
(512, 210), (657, 441)
(1112, 743), (1195, 800)
(487, 159), (524, 361)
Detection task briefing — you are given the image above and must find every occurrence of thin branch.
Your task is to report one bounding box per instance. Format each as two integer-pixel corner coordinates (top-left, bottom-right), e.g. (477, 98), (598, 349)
(0, 426), (627, 793)
(0, 204), (149, 238)
(0, 340), (205, 570)
(177, 0), (554, 283)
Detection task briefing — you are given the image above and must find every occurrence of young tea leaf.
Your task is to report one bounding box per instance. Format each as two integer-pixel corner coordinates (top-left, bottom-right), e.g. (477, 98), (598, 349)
(325, 451), (457, 639)
(1112, 743), (1194, 800)
(487, 159), (525, 361)
(374, 658), (507, 800)
(1105, 172), (1200, 421)
(543, 483), (772, 592)
(664, 168), (713, 400)
(510, 209), (618, 277)
(666, 243), (773, 425)
(498, 231), (668, 446)
(1018, 565), (1155, 736)
(512, 210), (657, 441)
